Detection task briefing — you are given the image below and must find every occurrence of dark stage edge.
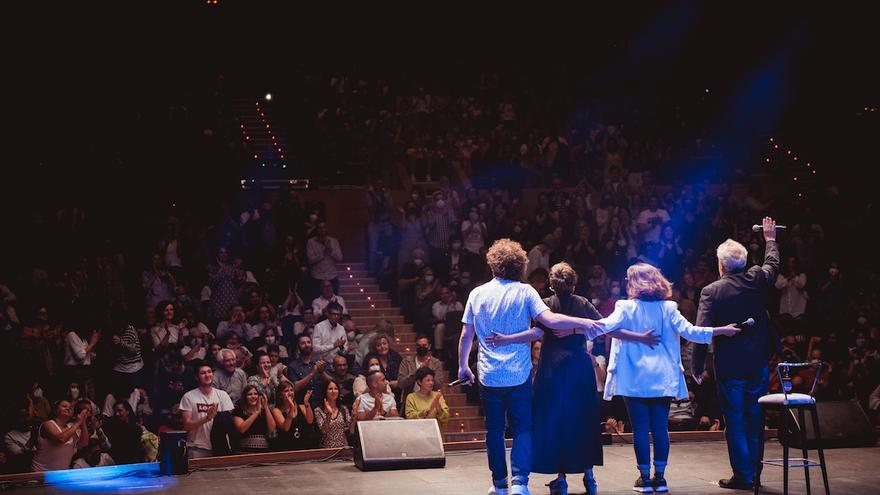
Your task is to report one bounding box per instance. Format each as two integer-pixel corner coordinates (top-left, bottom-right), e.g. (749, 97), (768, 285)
(17, 441), (880, 494)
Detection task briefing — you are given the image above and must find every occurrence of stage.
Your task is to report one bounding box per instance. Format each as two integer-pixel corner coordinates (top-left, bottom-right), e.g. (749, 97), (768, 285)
(13, 441), (880, 494)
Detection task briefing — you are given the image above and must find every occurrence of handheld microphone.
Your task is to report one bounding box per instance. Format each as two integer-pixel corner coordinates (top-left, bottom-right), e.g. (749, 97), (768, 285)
(448, 377), (468, 387)
(735, 318), (755, 329)
(752, 224), (787, 232)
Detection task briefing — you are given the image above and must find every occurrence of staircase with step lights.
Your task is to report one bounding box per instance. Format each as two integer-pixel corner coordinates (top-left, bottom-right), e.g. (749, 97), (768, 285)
(337, 262), (486, 442)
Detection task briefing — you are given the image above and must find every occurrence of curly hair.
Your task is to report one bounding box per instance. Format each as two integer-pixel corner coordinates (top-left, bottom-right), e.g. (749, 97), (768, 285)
(549, 262), (578, 294)
(485, 238), (528, 281)
(625, 263), (672, 301)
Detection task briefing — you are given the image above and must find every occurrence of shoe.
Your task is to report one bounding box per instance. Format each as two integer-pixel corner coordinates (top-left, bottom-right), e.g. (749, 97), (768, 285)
(584, 476), (599, 495)
(546, 477), (568, 495)
(718, 477), (753, 490)
(510, 484), (531, 495)
(652, 474), (668, 493)
(488, 486), (509, 495)
(633, 475), (654, 493)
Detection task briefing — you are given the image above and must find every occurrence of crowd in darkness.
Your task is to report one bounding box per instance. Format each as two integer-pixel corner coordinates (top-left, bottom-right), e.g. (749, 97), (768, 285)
(1, 69), (878, 474)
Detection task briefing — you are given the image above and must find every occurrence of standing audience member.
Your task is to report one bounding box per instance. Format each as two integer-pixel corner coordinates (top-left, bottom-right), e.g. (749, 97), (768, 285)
(233, 385), (276, 452)
(311, 302), (347, 363)
(775, 257), (808, 320)
(207, 247), (246, 322)
(314, 380), (352, 448)
(180, 364), (235, 458)
(306, 222), (343, 300)
(31, 400), (89, 471)
(312, 280), (348, 317)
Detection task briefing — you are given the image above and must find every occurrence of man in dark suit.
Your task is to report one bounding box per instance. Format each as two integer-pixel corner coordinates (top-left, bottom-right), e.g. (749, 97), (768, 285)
(693, 217), (780, 490)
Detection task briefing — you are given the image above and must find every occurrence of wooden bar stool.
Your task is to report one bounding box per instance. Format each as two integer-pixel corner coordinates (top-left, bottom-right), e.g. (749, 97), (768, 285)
(755, 362), (830, 495)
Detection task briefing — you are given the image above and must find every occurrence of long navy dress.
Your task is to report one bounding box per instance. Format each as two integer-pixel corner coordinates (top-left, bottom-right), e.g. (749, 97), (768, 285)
(532, 292), (604, 474)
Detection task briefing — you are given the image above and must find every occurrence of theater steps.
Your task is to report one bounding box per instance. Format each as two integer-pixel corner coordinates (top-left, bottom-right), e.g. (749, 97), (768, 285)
(337, 262), (487, 441)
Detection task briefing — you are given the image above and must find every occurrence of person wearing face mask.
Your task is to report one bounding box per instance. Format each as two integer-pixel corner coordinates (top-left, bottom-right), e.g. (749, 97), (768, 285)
(255, 327), (289, 359)
(397, 336), (445, 401)
(352, 357), (392, 398)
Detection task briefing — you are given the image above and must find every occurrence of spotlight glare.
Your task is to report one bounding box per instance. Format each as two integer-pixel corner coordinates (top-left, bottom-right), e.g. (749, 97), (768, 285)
(265, 93), (273, 101)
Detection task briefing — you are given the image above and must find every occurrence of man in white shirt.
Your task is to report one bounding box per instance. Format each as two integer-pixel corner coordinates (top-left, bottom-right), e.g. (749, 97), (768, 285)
(636, 196), (671, 245)
(311, 279), (348, 317)
(180, 364), (234, 458)
(353, 370), (399, 420)
(306, 222), (343, 299)
(524, 237), (551, 282)
(431, 286), (464, 365)
(311, 302), (347, 363)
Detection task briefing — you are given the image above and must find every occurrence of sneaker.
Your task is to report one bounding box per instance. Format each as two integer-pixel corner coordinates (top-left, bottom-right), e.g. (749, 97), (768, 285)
(488, 486), (509, 495)
(633, 475), (654, 493)
(510, 485), (531, 495)
(652, 474), (668, 493)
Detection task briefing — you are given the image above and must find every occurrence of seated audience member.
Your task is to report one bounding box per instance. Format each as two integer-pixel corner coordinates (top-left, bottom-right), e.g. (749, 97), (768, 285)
(404, 368), (449, 426)
(233, 385), (276, 452)
(321, 355), (357, 408)
(314, 380), (352, 448)
(180, 333), (208, 365)
(291, 307), (318, 337)
(248, 351), (288, 407)
(102, 384), (149, 421)
(104, 401), (145, 465)
(353, 370), (399, 421)
(312, 279), (348, 317)
(354, 357), (393, 398)
(213, 348), (247, 403)
(271, 382), (317, 450)
(311, 302), (346, 363)
(31, 400), (89, 471)
(248, 304), (279, 342)
(216, 305), (251, 342)
(668, 391), (697, 431)
(363, 333), (403, 392)
(3, 398), (38, 472)
(64, 382), (98, 416)
(255, 326), (289, 359)
(72, 437), (115, 469)
(74, 400), (111, 453)
(180, 364), (235, 458)
(397, 336), (444, 397)
(355, 320), (394, 369)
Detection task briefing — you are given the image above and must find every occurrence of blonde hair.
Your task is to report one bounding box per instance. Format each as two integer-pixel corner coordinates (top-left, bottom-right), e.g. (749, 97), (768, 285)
(626, 263), (672, 301)
(485, 238), (529, 281)
(549, 262), (578, 294)
(716, 239), (747, 273)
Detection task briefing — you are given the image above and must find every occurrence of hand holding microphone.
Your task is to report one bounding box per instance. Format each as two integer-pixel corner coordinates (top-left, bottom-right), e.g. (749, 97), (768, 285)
(752, 216), (779, 242)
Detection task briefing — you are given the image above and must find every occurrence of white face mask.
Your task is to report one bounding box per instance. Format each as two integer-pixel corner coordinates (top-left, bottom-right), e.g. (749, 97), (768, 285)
(70, 387), (80, 400)
(411, 193), (420, 200)
(436, 200), (445, 209)
(413, 258), (424, 267)
(265, 336), (276, 345)
(33, 388), (43, 398)
(368, 364), (381, 373)
(347, 331), (356, 341)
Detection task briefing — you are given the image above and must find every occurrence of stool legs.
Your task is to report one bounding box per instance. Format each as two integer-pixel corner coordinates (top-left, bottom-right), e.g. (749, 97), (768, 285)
(781, 407), (790, 495)
(797, 408), (812, 495)
(754, 406), (766, 495)
(809, 404), (830, 495)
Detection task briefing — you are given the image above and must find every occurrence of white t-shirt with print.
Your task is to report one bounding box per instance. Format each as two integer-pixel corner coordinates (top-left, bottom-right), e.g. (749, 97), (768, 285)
(179, 387), (234, 450)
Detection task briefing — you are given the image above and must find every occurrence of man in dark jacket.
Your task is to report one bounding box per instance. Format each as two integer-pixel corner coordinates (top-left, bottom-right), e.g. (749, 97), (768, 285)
(693, 216), (780, 490)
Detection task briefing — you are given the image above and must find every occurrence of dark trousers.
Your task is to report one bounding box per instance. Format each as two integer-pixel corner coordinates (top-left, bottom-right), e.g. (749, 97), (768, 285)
(717, 366), (769, 483)
(481, 378), (532, 488)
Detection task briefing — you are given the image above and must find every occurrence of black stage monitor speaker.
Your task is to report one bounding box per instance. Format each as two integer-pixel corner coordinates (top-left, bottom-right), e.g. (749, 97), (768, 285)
(782, 400), (877, 449)
(353, 418), (446, 471)
(159, 430), (189, 475)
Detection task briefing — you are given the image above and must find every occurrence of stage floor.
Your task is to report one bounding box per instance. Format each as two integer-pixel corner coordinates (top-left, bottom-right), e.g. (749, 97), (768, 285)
(22, 441), (880, 494)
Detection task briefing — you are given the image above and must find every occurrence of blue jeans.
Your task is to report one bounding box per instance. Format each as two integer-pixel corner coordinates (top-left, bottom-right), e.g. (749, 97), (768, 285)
(623, 397), (672, 473)
(481, 379), (532, 488)
(717, 366), (769, 483)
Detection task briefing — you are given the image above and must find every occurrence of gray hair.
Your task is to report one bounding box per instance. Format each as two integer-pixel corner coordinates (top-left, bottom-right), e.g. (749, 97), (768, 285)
(716, 239), (747, 273)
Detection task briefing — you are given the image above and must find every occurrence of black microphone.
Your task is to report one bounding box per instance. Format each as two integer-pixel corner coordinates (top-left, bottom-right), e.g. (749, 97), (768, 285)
(448, 377), (468, 387)
(735, 317), (755, 329)
(752, 224), (787, 232)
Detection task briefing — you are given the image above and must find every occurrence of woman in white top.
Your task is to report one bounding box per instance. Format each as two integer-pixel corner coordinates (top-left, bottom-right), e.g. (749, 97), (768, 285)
(150, 302), (182, 349)
(599, 263), (739, 493)
(32, 400), (89, 471)
(64, 327), (100, 388)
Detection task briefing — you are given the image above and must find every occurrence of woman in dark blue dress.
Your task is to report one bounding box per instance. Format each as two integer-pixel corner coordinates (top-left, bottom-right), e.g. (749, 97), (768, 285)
(533, 262), (603, 495)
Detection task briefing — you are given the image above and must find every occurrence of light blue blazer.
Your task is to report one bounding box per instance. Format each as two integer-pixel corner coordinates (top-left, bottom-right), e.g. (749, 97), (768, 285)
(601, 299), (713, 400)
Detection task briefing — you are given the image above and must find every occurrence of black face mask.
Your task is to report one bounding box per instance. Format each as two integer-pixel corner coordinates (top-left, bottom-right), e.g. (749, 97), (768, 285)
(416, 346), (429, 357)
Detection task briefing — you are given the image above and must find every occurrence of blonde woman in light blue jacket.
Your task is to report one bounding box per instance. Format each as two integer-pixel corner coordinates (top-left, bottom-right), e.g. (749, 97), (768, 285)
(599, 263), (740, 493)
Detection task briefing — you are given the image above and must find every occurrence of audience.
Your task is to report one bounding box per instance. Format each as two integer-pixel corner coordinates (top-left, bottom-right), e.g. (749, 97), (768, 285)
(232, 385), (276, 452)
(180, 364), (235, 458)
(314, 381), (352, 448)
(404, 368), (449, 426)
